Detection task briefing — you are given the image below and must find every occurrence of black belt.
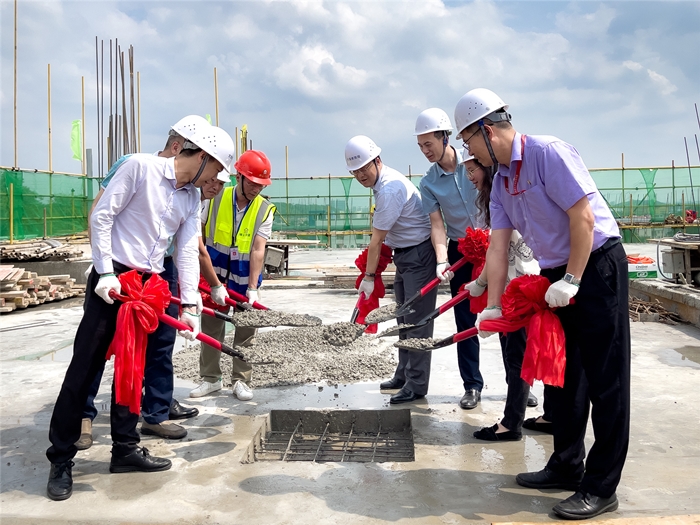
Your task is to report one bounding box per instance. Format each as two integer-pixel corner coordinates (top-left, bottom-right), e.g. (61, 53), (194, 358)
(394, 238), (431, 254)
(591, 237), (620, 255)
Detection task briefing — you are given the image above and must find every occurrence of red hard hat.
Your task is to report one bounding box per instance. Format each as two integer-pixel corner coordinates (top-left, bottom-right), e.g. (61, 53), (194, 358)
(234, 150), (272, 186)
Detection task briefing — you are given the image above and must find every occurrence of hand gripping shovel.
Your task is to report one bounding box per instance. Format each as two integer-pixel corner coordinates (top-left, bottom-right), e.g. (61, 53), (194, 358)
(198, 282), (253, 311)
(379, 288), (473, 338)
(109, 291), (246, 361)
(394, 257), (468, 318)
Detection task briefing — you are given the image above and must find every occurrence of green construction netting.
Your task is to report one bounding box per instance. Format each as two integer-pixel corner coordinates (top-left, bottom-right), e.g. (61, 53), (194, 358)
(2, 166), (699, 245)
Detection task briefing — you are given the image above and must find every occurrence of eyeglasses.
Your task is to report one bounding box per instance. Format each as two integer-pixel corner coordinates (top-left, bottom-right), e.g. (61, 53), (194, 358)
(466, 166), (482, 178)
(461, 128), (481, 150)
(351, 161), (376, 178)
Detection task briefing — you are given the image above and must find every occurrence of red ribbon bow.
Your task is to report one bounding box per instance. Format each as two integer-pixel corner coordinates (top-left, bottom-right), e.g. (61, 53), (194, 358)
(354, 244), (393, 333)
(457, 227), (490, 314)
(478, 274), (566, 387)
(107, 270), (172, 414)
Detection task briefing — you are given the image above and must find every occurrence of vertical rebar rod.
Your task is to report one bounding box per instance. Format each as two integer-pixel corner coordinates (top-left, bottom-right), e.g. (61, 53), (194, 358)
(95, 37), (99, 178)
(340, 423), (354, 462)
(313, 422), (330, 463)
(370, 424), (382, 462)
(282, 421), (302, 461)
(685, 137), (697, 215)
(47, 64), (52, 172)
(9, 184), (14, 244)
(81, 76), (86, 175)
(13, 0), (18, 168)
(109, 39), (113, 167)
(137, 71), (141, 152)
(214, 67), (219, 126)
(100, 39), (104, 177)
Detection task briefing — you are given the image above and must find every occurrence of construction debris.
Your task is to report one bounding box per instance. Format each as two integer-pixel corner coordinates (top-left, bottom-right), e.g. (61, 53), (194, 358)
(629, 296), (685, 324)
(0, 265), (84, 313)
(0, 240), (84, 262)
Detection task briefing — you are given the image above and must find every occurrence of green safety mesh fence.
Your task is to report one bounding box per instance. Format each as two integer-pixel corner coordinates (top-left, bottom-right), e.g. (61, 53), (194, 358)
(1, 166), (699, 245)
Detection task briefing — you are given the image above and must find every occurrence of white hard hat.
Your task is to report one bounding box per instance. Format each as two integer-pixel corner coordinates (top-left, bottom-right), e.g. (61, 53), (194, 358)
(414, 108), (452, 136)
(461, 146), (474, 163)
(170, 115), (210, 141)
(184, 126), (236, 173)
(216, 170), (230, 183)
(454, 88), (510, 136)
(345, 135), (381, 171)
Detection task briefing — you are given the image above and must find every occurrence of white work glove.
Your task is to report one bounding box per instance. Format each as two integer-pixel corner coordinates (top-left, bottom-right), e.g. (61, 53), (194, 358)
(436, 262), (454, 283)
(358, 278), (375, 300)
(475, 306), (502, 338)
(246, 288), (259, 304)
(84, 263), (94, 279)
(545, 279), (579, 308)
(210, 284), (228, 306)
(178, 310), (200, 341)
(94, 273), (121, 304)
(464, 276), (487, 297)
(195, 293), (203, 315)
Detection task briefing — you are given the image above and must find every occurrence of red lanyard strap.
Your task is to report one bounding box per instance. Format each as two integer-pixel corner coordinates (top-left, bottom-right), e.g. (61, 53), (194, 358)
(505, 134), (527, 196)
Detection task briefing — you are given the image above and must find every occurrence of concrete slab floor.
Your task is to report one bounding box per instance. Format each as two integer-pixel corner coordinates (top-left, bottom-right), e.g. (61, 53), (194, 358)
(1, 285), (699, 524)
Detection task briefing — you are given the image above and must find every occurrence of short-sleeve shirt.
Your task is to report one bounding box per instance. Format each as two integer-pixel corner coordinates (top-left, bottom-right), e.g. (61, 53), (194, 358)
(372, 165), (431, 249)
(419, 147), (483, 240)
(490, 133), (619, 269)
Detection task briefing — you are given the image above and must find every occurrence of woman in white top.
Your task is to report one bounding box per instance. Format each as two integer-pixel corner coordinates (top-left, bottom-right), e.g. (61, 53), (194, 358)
(462, 154), (551, 441)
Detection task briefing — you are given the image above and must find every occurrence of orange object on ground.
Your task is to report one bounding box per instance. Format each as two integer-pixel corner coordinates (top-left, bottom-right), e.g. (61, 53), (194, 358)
(626, 255), (655, 264)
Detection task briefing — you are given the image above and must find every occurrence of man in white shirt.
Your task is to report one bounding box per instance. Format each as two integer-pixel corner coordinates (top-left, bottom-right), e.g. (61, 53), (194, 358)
(345, 135), (436, 404)
(45, 126), (235, 501)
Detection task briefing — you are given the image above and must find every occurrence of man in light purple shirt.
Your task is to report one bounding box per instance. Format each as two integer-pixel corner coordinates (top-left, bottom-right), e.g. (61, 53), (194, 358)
(456, 88), (629, 521)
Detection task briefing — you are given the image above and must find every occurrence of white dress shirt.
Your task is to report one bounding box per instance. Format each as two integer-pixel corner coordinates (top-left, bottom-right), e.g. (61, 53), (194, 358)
(91, 153), (201, 303)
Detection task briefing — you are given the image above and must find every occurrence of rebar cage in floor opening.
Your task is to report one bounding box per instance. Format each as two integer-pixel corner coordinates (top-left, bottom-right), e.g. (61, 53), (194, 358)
(243, 409), (415, 463)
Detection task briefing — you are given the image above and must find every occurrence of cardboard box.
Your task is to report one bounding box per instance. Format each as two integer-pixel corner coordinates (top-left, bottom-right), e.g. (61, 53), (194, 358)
(628, 263), (658, 279)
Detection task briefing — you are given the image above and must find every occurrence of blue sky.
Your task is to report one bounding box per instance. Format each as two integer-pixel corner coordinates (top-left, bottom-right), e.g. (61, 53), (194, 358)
(1, 0), (699, 178)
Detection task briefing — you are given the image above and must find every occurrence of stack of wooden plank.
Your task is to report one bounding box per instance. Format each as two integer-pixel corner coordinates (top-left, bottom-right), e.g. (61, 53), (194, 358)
(0, 240), (84, 262)
(0, 265), (85, 313)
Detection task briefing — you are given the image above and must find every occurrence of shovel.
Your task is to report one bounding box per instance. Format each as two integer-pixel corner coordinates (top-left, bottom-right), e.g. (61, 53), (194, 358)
(198, 282), (253, 311)
(394, 257), (468, 318)
(108, 291), (246, 361)
(379, 288), (473, 338)
(394, 327), (479, 352)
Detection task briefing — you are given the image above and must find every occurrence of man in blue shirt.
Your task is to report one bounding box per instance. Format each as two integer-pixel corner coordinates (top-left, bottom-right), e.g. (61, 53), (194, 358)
(415, 108), (485, 410)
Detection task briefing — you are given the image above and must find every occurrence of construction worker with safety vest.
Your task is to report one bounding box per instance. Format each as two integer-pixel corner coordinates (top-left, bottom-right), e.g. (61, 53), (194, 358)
(46, 123), (236, 501)
(414, 108), (487, 411)
(190, 150), (276, 402)
(345, 135), (436, 405)
(458, 88), (628, 520)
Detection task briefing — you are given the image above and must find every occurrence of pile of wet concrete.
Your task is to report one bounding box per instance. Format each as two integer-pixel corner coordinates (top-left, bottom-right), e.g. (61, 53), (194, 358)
(173, 323), (398, 388)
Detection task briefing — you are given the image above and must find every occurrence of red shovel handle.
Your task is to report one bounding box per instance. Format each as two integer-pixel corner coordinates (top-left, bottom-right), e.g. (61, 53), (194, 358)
(438, 288), (472, 314)
(418, 256), (469, 295)
(199, 281), (268, 311)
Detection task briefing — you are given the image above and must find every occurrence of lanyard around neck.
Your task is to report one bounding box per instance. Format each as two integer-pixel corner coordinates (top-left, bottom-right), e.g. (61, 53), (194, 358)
(504, 134), (527, 196)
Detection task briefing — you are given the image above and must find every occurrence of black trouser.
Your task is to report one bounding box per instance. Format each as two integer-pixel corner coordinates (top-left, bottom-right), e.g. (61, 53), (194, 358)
(498, 328), (530, 432)
(392, 239), (437, 396)
(46, 264), (153, 464)
(447, 240), (483, 392)
(541, 242), (630, 498)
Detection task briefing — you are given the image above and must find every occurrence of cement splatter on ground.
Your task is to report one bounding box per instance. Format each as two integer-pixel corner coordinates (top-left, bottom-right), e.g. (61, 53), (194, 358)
(174, 326), (397, 388)
(376, 323), (415, 338)
(232, 310), (322, 328)
(393, 337), (437, 350)
(364, 303), (398, 324)
(322, 322), (367, 346)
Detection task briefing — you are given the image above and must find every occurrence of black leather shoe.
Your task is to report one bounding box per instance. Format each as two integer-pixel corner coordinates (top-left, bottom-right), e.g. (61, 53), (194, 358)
(527, 392), (538, 407)
(47, 460), (74, 501)
(169, 399), (199, 420)
(459, 388), (481, 409)
(553, 491), (619, 520)
(390, 387), (424, 404)
(473, 423), (522, 442)
(109, 446), (172, 474)
(380, 377), (405, 390)
(516, 467), (583, 491)
(523, 417), (554, 434)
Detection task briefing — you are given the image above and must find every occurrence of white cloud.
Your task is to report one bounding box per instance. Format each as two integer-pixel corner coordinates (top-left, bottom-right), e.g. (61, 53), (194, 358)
(555, 4), (617, 37)
(623, 61), (677, 95)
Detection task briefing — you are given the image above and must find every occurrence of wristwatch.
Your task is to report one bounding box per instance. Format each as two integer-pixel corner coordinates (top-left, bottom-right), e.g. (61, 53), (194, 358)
(562, 273), (581, 286)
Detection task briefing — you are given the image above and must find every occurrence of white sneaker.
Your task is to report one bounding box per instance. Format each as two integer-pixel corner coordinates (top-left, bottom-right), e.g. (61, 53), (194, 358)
(189, 380), (222, 398)
(232, 381), (254, 401)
